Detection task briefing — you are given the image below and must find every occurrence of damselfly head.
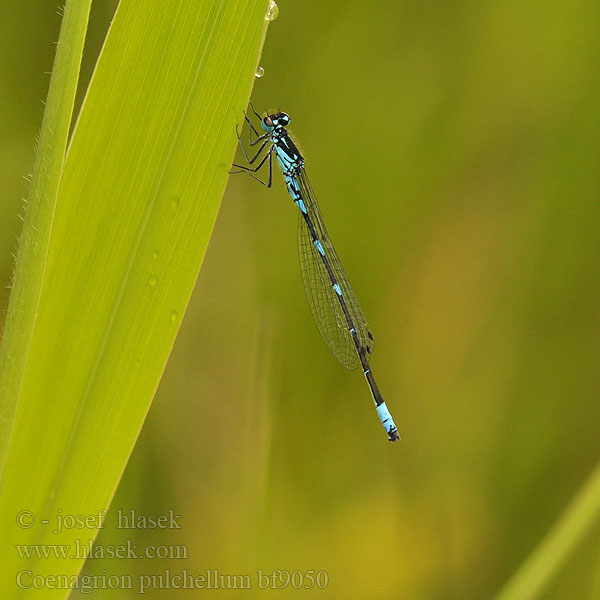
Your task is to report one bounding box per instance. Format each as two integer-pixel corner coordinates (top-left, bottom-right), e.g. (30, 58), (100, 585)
(262, 112), (291, 132)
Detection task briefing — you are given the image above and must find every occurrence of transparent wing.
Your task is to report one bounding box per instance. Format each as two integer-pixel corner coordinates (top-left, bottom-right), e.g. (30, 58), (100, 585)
(296, 170), (374, 370)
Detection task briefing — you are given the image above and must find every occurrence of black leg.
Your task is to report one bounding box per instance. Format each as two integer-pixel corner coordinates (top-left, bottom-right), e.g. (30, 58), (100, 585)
(236, 126), (268, 164)
(231, 147), (273, 187)
(244, 112), (263, 143)
(248, 101), (263, 122)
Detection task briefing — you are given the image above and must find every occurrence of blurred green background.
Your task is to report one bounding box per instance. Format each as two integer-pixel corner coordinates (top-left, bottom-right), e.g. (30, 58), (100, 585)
(1, 1), (599, 598)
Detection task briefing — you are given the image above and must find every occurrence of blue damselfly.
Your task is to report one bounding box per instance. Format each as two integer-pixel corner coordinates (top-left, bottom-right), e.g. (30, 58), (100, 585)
(231, 105), (399, 442)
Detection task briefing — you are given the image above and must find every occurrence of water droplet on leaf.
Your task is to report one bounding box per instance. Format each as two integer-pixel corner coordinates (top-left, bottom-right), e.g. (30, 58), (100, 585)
(265, 0), (279, 21)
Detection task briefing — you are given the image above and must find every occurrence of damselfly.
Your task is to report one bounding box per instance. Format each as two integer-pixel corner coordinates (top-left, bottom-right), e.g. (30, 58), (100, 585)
(231, 104), (399, 442)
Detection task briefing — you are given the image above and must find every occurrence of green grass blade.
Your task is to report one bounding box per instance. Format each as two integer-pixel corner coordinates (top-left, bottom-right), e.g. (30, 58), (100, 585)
(494, 462), (600, 600)
(0, 0), (93, 478)
(0, 0), (271, 596)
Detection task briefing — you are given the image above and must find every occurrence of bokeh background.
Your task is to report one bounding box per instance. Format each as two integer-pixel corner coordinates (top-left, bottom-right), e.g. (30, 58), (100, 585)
(2, 1), (599, 598)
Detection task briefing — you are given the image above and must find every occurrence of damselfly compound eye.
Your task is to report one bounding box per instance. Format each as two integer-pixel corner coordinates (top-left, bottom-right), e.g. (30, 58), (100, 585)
(277, 113), (290, 126)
